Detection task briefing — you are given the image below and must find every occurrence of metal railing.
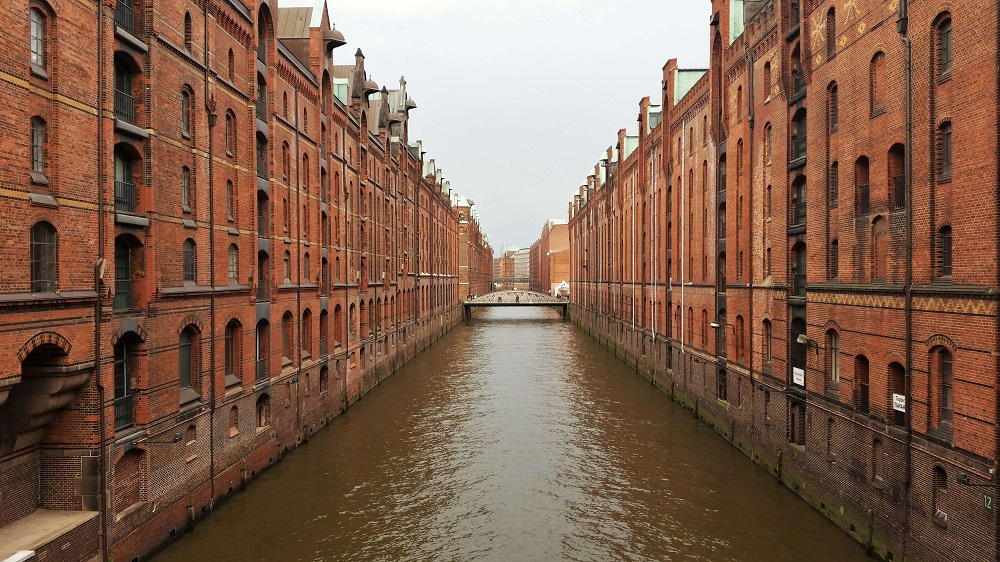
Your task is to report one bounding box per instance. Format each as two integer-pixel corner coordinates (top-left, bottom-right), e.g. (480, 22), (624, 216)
(115, 89), (137, 123)
(255, 358), (267, 381)
(114, 394), (135, 430)
(114, 278), (133, 310)
(115, 0), (136, 34)
(892, 175), (905, 210)
(792, 132), (807, 161)
(115, 180), (138, 213)
(794, 272), (807, 297)
(792, 70), (806, 96)
(794, 200), (807, 226)
(256, 97), (267, 122)
(857, 184), (871, 215)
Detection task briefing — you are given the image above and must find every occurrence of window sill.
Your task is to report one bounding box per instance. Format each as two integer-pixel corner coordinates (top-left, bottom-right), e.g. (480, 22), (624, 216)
(182, 132), (191, 140)
(179, 387), (201, 406)
(30, 171), (49, 186)
(30, 64), (49, 80)
(870, 107), (886, 119)
(937, 173), (952, 184)
(936, 71), (952, 85)
(229, 427), (239, 438)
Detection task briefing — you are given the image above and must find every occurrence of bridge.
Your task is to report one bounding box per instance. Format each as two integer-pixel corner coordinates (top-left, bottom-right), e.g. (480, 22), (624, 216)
(463, 290), (569, 319)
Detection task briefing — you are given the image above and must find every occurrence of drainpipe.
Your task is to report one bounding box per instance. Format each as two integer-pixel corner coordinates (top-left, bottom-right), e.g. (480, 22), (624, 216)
(994, 1), (1000, 558)
(746, 42), (756, 453)
(897, 1), (913, 557)
(95, 1), (109, 559)
(294, 87), (302, 437)
(203, 2), (218, 511)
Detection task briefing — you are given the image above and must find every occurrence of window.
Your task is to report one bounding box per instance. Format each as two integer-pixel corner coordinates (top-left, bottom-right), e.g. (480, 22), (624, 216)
(30, 116), (46, 179)
(183, 12), (192, 51)
(870, 52), (885, 115)
(301, 309), (312, 356)
(333, 304), (344, 345)
(702, 115), (708, 145)
(792, 177), (806, 226)
(792, 243), (806, 297)
(256, 74), (267, 121)
(183, 238), (196, 282)
(283, 250), (291, 282)
(228, 48), (235, 81)
(828, 83), (838, 132)
(855, 355), (870, 414)
(736, 86), (743, 122)
(256, 133), (268, 178)
(938, 226), (952, 277)
(938, 121), (952, 179)
(226, 180), (235, 220)
(113, 337), (136, 429)
(872, 217), (887, 281)
(256, 394), (270, 427)
(282, 92), (288, 117)
(181, 90), (191, 137)
(932, 466), (949, 527)
(255, 320), (269, 380)
(856, 156), (871, 215)
(281, 312), (293, 361)
(303, 252), (310, 283)
(256, 192), (269, 236)
(763, 319), (773, 362)
(829, 161), (839, 207)
(736, 315), (745, 362)
(763, 62), (771, 98)
(181, 166), (192, 211)
(717, 369), (728, 401)
(791, 109), (807, 161)
(765, 124), (772, 163)
(227, 244), (238, 282)
(224, 320), (241, 386)
(829, 239), (839, 279)
(889, 362), (905, 426)
(826, 329), (839, 384)
(114, 237), (135, 310)
(30, 8), (46, 71)
(936, 348), (953, 426)
(791, 45), (804, 95)
(790, 402), (806, 445)
(179, 327), (199, 391)
(225, 112), (234, 156)
(30, 221), (57, 292)
(937, 17), (952, 77)
(282, 198), (289, 232)
(319, 309), (328, 354)
(826, 8), (836, 59)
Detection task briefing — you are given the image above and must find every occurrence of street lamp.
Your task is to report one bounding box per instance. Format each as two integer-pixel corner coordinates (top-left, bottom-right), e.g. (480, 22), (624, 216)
(130, 433), (182, 446)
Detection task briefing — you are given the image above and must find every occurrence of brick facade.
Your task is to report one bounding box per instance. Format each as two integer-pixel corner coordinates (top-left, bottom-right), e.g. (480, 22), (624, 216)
(0, 0), (480, 560)
(568, 1), (1000, 560)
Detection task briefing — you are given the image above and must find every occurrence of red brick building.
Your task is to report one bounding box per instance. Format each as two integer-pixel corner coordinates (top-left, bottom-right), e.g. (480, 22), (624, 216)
(568, 1), (999, 560)
(453, 195), (493, 300)
(529, 219), (569, 296)
(0, 1), (473, 560)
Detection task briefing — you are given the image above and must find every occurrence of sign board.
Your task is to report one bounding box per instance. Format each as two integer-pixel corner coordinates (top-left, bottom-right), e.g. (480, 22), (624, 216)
(893, 393), (906, 412)
(793, 367), (805, 386)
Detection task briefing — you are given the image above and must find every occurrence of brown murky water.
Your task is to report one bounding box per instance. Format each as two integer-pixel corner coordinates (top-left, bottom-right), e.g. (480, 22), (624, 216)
(154, 307), (869, 562)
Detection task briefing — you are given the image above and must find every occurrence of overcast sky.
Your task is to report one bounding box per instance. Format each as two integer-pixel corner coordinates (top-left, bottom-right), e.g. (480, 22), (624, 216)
(323, 0), (709, 249)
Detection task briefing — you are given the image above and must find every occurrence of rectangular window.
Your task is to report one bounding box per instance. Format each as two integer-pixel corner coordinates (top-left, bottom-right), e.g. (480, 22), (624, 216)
(940, 123), (952, 178)
(940, 353), (953, 423)
(939, 20), (952, 76)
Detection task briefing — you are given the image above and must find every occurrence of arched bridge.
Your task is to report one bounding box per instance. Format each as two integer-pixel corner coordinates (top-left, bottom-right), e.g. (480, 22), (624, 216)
(463, 290), (569, 319)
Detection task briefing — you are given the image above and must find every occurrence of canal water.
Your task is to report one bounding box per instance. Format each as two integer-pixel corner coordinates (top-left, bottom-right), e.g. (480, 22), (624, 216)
(154, 308), (868, 562)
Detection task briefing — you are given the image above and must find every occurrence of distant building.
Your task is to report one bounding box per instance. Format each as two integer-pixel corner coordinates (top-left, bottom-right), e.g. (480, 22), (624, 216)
(530, 219), (569, 295)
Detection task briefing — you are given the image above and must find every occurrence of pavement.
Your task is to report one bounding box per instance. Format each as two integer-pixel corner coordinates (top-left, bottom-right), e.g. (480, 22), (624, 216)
(0, 509), (98, 561)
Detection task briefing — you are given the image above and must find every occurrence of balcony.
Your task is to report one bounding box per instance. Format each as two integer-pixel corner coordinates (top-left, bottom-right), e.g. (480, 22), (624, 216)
(892, 175), (905, 210)
(255, 358), (267, 381)
(114, 393), (135, 431)
(857, 184), (871, 215)
(115, 180), (138, 213)
(792, 70), (806, 97)
(256, 97), (267, 122)
(793, 200), (806, 226)
(115, 0), (137, 35)
(113, 278), (133, 311)
(115, 89), (136, 123)
(791, 134), (807, 162)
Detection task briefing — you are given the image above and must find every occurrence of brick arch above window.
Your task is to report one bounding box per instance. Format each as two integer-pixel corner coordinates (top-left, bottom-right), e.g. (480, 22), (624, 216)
(17, 330), (72, 363)
(177, 315), (204, 334)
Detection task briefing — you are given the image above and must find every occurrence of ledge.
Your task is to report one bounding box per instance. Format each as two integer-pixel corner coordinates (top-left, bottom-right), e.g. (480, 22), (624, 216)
(114, 26), (148, 53)
(115, 119), (149, 139)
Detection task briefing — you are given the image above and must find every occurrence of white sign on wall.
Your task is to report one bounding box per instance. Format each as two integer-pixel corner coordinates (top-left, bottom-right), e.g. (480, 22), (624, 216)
(793, 367), (805, 386)
(893, 393), (907, 412)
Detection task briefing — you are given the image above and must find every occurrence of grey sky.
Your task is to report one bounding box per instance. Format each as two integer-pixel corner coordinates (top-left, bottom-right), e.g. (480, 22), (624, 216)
(323, 0), (709, 249)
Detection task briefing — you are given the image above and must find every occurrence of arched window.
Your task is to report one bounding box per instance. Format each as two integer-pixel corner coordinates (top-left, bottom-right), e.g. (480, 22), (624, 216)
(181, 165), (192, 211)
(764, 123), (772, 163)
(255, 320), (269, 380)
(791, 109), (807, 161)
(937, 16), (952, 77)
(870, 52), (885, 115)
(228, 48), (235, 81)
(825, 329), (839, 384)
(763, 62), (772, 98)
(938, 121), (952, 179)
(792, 242), (806, 297)
(113, 450), (145, 514)
(736, 85), (743, 122)
(30, 116), (46, 178)
(181, 89), (192, 137)
(826, 8), (836, 58)
(113, 335), (139, 429)
(935, 348), (954, 427)
(282, 91), (288, 117)
(937, 225), (952, 278)
(686, 306), (694, 343)
(829, 239), (839, 279)
(183, 12), (192, 51)
(227, 244), (238, 282)
(225, 111), (235, 156)
(736, 315), (745, 362)
(114, 236), (136, 310)
(30, 221), (57, 292)
(828, 82), (838, 132)
(791, 176), (806, 226)
(319, 309), (329, 354)
(829, 161), (839, 207)
(179, 326), (200, 396)
(30, 8), (47, 70)
(183, 238), (196, 282)
(333, 304), (344, 345)
(348, 303), (357, 339)
(224, 320), (241, 386)
(932, 465), (948, 527)
(763, 319), (773, 362)
(319, 366), (329, 393)
(256, 132), (268, 178)
(855, 156), (870, 215)
(281, 142), (290, 180)
(226, 180), (235, 220)
(282, 250), (291, 282)
(281, 311), (293, 361)
(256, 73), (268, 121)
(701, 309), (708, 348)
(855, 355), (870, 414)
(257, 192), (269, 236)
(791, 43), (804, 95)
(889, 362), (905, 426)
(301, 309), (312, 356)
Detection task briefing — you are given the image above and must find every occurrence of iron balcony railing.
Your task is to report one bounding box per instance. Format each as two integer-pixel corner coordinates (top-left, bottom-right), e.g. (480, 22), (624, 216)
(115, 0), (136, 34)
(857, 184), (871, 215)
(114, 278), (133, 311)
(115, 89), (136, 123)
(114, 394), (135, 430)
(794, 272), (807, 297)
(256, 358), (267, 381)
(115, 180), (138, 213)
(792, 133), (807, 161)
(794, 200), (807, 226)
(256, 97), (267, 122)
(892, 175), (905, 210)
(792, 70), (806, 96)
